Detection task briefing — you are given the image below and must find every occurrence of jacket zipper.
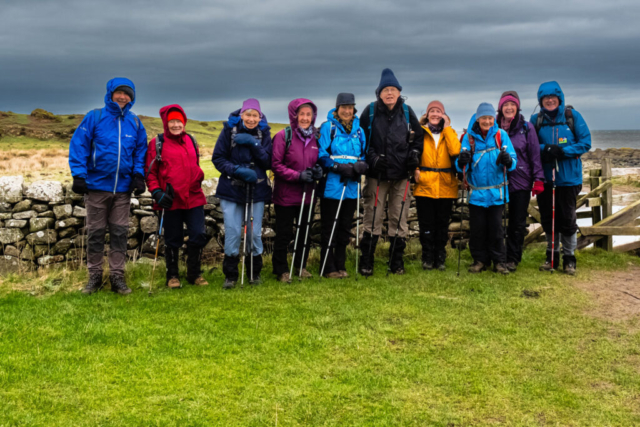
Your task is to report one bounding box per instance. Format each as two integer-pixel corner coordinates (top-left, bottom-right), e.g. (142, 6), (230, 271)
(93, 144), (96, 168)
(114, 118), (122, 194)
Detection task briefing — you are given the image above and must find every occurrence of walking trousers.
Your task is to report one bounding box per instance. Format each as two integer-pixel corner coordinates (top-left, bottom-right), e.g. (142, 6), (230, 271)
(362, 177), (410, 238)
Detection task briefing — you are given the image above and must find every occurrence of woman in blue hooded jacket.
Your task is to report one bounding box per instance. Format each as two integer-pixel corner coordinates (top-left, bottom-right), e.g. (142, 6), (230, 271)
(531, 81), (591, 275)
(212, 99), (272, 289)
(317, 93), (368, 278)
(456, 103), (517, 274)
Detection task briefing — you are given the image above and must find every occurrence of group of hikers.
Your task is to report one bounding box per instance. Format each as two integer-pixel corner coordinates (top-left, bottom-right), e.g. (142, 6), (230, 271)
(68, 69), (591, 294)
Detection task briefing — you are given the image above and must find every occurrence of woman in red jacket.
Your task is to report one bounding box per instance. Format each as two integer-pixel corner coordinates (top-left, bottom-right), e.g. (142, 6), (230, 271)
(145, 104), (208, 288)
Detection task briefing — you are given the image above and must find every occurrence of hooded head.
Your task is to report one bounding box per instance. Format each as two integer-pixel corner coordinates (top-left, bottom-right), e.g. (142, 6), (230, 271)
(104, 77), (136, 115)
(159, 104), (187, 140)
(537, 81), (565, 115)
(288, 98), (317, 131)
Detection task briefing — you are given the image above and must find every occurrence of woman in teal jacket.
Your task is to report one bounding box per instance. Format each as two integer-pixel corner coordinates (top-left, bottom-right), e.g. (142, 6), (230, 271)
(317, 93), (368, 278)
(531, 81), (591, 275)
(456, 103), (517, 274)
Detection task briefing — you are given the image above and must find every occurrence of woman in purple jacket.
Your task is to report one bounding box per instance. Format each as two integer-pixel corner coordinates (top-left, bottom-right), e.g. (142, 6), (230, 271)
(271, 99), (323, 282)
(497, 91), (545, 271)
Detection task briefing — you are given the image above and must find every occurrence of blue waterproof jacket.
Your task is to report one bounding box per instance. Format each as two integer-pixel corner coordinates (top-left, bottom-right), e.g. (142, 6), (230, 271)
(530, 81), (591, 186)
(69, 78), (148, 193)
(212, 110), (272, 204)
(456, 115), (517, 207)
(318, 109), (367, 200)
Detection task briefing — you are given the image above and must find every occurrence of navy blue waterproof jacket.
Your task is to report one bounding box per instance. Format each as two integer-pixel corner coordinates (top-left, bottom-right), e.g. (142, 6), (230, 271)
(212, 110), (272, 204)
(530, 81), (591, 187)
(69, 78), (148, 193)
(318, 109), (367, 200)
(456, 114), (517, 207)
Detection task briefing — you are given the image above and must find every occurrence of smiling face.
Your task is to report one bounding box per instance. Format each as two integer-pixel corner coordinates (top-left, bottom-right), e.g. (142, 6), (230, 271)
(337, 105), (355, 122)
(379, 86), (401, 109)
(241, 109), (261, 129)
(168, 119), (184, 135)
(297, 106), (313, 129)
(501, 101), (518, 120)
(112, 90), (131, 109)
(542, 95), (560, 111)
(427, 107), (443, 126)
(478, 115), (495, 132)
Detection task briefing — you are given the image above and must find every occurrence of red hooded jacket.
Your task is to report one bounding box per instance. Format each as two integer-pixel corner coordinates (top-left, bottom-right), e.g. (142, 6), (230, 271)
(145, 104), (206, 210)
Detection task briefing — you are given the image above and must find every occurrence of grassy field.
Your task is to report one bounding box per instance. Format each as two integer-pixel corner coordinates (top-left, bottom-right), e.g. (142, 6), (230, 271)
(1, 245), (639, 425)
(0, 110), (288, 181)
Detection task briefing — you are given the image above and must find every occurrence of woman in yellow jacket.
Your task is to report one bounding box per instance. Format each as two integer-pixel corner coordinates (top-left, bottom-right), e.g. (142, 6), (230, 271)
(413, 101), (460, 270)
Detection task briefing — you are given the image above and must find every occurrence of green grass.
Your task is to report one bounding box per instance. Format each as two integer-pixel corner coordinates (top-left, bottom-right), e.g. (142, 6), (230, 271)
(1, 245), (639, 425)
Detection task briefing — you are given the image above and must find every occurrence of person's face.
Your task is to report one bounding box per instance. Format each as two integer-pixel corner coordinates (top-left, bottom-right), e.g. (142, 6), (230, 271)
(297, 106), (313, 128)
(112, 90), (131, 109)
(337, 105), (354, 122)
(380, 87), (401, 109)
(168, 119), (184, 135)
(241, 109), (261, 129)
(427, 108), (443, 126)
(478, 116), (495, 131)
(502, 101), (518, 119)
(542, 95), (560, 111)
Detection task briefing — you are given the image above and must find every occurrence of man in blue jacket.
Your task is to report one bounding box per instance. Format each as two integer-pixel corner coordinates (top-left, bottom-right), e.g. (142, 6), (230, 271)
(69, 78), (148, 295)
(531, 81), (591, 275)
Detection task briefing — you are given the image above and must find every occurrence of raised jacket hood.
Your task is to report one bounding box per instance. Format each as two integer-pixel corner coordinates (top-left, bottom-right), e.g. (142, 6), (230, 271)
(104, 77), (136, 116)
(159, 104), (188, 140)
(466, 113), (499, 143)
(537, 81), (566, 116)
(287, 98), (317, 132)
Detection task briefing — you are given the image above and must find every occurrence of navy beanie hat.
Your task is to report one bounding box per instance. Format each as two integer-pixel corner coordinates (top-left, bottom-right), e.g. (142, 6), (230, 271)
(476, 102), (496, 119)
(376, 68), (402, 96)
(113, 85), (135, 101)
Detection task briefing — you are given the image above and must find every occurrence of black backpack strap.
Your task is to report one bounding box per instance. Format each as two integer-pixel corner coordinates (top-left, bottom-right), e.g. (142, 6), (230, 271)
(565, 106), (575, 136)
(284, 126), (292, 151)
(146, 133), (164, 178)
(230, 126), (238, 149)
(187, 133), (199, 165)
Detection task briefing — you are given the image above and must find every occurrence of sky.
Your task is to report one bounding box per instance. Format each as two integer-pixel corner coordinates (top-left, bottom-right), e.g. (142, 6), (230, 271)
(1, 0), (639, 129)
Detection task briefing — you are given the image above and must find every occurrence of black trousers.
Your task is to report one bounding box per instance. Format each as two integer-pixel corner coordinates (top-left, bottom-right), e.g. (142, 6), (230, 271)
(506, 190), (531, 264)
(163, 206), (207, 249)
(320, 198), (357, 274)
(469, 204), (505, 265)
(272, 202), (315, 276)
(537, 184), (581, 238)
(415, 197), (454, 263)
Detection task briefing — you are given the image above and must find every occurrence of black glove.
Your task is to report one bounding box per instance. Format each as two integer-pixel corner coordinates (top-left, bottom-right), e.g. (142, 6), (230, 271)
(312, 164), (323, 180)
(458, 150), (472, 166)
(543, 144), (564, 160)
(406, 150), (420, 171)
(299, 169), (314, 183)
(353, 161), (369, 175)
(332, 163), (355, 180)
(496, 150), (513, 168)
(72, 177), (88, 195)
(131, 173), (146, 195)
(373, 155), (387, 174)
(152, 183), (174, 209)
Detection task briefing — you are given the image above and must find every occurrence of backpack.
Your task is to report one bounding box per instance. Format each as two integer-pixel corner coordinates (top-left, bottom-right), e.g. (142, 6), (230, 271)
(367, 102), (410, 141)
(534, 105), (575, 136)
(283, 125), (319, 151)
(147, 133), (199, 177)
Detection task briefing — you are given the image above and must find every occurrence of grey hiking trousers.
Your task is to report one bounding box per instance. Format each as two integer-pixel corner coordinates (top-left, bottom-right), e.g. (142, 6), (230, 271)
(85, 191), (130, 277)
(362, 177), (410, 238)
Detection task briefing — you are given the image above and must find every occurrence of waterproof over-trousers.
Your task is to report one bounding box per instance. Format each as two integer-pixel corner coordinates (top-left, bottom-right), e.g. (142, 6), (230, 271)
(320, 198), (357, 275)
(506, 190), (531, 265)
(272, 202), (315, 277)
(415, 196), (454, 266)
(469, 204), (505, 265)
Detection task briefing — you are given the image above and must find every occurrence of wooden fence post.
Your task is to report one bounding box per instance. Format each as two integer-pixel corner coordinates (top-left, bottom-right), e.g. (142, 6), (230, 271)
(600, 158), (613, 251)
(590, 168), (603, 249)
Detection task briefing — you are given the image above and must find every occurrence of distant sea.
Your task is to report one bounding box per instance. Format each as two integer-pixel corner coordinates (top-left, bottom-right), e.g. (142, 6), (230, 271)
(591, 130), (640, 150)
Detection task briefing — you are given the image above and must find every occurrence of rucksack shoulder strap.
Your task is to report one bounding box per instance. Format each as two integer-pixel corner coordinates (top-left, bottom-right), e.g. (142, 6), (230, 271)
(565, 106), (575, 135)
(284, 126), (293, 151)
(402, 104), (410, 131)
(368, 102), (375, 140)
(187, 133), (200, 165)
(495, 129), (502, 149)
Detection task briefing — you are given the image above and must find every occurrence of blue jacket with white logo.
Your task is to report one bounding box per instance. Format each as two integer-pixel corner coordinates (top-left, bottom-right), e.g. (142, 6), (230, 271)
(69, 77), (148, 193)
(456, 114), (517, 207)
(318, 109), (367, 200)
(530, 81), (591, 187)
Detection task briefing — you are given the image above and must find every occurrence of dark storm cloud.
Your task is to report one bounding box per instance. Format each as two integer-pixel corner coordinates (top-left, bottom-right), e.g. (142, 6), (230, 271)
(1, 0), (639, 128)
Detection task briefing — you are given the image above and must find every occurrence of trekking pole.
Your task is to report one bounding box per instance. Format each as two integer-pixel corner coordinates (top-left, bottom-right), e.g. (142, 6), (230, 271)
(387, 174), (411, 276)
(367, 156), (385, 279)
(550, 127), (558, 272)
(149, 209), (165, 296)
(355, 181), (361, 280)
(457, 149), (468, 277)
(241, 183), (250, 288)
(290, 179), (309, 282)
(299, 181), (316, 280)
(501, 146), (508, 243)
(249, 182), (255, 285)
(320, 183), (348, 278)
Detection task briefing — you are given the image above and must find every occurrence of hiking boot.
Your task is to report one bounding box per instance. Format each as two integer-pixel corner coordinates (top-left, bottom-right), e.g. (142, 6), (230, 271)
(422, 261), (434, 271)
(192, 276), (209, 286)
(167, 277), (181, 289)
(338, 270), (349, 278)
(563, 255), (577, 276)
(278, 272), (291, 283)
(539, 250), (560, 272)
(435, 262), (446, 271)
(296, 268), (313, 279)
(392, 267), (405, 275)
(324, 271), (342, 279)
(505, 262), (517, 272)
(186, 246), (204, 285)
(468, 261), (486, 273)
(223, 278), (235, 290)
(82, 272), (103, 295)
(250, 275), (262, 285)
(359, 267), (373, 277)
(359, 232), (378, 277)
(110, 275), (132, 295)
(494, 263), (510, 275)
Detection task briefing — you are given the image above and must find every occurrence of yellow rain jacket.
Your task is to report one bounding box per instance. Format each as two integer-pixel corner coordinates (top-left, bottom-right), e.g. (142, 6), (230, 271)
(414, 126), (461, 199)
